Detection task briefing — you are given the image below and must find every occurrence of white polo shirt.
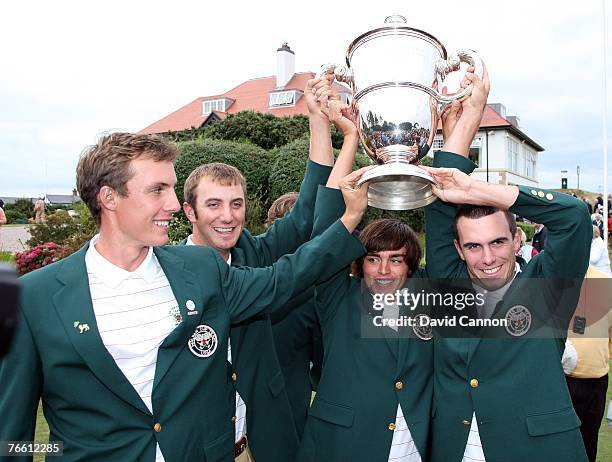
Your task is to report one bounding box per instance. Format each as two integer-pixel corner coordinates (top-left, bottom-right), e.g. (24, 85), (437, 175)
(462, 264), (522, 462)
(186, 235), (247, 443)
(86, 235), (180, 462)
(382, 302), (422, 462)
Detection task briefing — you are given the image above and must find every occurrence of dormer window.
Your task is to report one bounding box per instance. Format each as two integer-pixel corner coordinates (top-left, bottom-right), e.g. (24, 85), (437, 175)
(203, 98), (233, 115)
(269, 90), (297, 107)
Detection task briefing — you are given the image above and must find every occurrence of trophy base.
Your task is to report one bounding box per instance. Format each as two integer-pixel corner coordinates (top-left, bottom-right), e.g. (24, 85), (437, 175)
(357, 163), (437, 210)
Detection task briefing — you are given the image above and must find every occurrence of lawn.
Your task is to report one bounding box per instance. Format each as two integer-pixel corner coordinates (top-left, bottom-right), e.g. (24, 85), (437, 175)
(0, 250), (15, 263)
(32, 366), (612, 460)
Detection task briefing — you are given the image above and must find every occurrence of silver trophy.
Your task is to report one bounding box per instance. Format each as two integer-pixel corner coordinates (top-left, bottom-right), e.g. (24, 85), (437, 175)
(323, 15), (483, 210)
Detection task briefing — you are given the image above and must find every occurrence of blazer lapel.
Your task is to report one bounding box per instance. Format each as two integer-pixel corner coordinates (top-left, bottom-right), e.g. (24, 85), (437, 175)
(229, 247), (248, 351)
(52, 246), (151, 416)
(152, 247), (203, 391)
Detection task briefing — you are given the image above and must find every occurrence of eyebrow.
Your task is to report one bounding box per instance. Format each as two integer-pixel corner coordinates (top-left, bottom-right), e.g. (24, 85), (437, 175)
(366, 252), (407, 257)
(462, 237), (510, 249)
(204, 197), (244, 203)
(148, 182), (173, 189)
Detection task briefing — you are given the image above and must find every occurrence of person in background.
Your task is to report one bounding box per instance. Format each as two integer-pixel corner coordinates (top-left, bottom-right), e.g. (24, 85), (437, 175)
(589, 225), (611, 275)
(531, 222), (548, 252)
(592, 212), (604, 240)
(563, 266), (612, 462)
(34, 197), (46, 224)
(0, 199), (6, 226)
(516, 228), (538, 263)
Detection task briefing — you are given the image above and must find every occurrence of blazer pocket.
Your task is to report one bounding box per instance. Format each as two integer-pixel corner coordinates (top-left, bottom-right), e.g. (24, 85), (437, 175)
(526, 406), (580, 436)
(203, 429), (234, 462)
(268, 370), (286, 398)
(309, 398), (355, 428)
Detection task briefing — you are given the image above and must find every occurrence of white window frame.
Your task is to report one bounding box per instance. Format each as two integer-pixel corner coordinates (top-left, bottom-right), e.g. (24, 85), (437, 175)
(202, 99), (228, 115)
(269, 90), (296, 107)
(507, 138), (519, 173)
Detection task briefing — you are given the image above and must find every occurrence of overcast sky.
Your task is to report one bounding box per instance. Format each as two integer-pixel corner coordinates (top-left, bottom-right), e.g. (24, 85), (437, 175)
(1, 0), (610, 197)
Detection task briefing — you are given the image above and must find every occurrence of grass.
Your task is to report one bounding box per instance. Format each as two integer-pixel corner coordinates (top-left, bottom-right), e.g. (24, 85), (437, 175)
(32, 366), (612, 460)
(0, 250), (15, 263)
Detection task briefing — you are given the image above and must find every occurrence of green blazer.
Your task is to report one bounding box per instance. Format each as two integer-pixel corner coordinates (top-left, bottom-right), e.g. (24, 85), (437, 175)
(0, 219), (364, 462)
(182, 160), (329, 461)
(297, 152), (476, 462)
(425, 161), (592, 462)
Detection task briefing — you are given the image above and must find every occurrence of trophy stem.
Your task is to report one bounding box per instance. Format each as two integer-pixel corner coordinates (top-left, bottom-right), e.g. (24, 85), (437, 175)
(358, 163), (437, 211)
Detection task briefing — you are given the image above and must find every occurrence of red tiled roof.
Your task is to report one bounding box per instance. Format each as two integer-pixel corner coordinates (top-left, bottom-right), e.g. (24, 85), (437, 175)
(140, 72), (350, 134)
(436, 104), (543, 151)
(436, 105), (510, 130)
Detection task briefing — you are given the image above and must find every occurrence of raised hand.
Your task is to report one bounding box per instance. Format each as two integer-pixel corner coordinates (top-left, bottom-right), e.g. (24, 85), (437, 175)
(305, 74), (335, 123)
(338, 166), (374, 231)
(420, 166), (474, 204)
(326, 99), (358, 137)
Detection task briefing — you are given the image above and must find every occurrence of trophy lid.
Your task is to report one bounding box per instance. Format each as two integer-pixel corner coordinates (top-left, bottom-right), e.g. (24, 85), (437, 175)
(345, 15), (447, 66)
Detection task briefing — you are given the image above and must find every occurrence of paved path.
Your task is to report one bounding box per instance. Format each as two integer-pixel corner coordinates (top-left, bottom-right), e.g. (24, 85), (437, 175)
(0, 226), (31, 253)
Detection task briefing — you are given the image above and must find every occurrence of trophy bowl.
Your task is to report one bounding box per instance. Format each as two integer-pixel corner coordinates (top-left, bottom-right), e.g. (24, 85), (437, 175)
(324, 15), (483, 210)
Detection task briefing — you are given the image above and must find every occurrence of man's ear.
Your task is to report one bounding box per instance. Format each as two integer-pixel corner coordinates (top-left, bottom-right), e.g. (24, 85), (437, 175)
(513, 229), (522, 253)
(183, 202), (197, 223)
(98, 186), (117, 212)
(453, 239), (465, 261)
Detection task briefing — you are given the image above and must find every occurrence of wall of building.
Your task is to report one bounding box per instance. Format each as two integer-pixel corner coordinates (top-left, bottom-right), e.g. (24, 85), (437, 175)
(432, 128), (540, 187)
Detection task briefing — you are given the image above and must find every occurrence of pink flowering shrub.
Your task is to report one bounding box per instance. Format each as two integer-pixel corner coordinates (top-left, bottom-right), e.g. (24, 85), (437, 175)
(15, 242), (70, 275)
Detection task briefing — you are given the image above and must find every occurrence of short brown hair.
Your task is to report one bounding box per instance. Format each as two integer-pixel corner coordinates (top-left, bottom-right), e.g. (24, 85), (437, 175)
(76, 132), (178, 226)
(453, 205), (517, 242)
(266, 192), (298, 227)
(183, 163), (247, 214)
(355, 219), (421, 276)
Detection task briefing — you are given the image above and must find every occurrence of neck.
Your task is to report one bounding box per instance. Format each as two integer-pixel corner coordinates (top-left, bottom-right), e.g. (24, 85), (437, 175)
(190, 232), (231, 261)
(95, 230), (150, 272)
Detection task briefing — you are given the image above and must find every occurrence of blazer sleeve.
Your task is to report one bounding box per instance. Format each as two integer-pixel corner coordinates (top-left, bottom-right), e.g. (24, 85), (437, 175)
(221, 219), (365, 324)
(244, 160), (332, 266)
(308, 185), (352, 323)
(0, 307), (42, 459)
(311, 185), (346, 239)
(423, 151), (477, 278)
(510, 187), (592, 279)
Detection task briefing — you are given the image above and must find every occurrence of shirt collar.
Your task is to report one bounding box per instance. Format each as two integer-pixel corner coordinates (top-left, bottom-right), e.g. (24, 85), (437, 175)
(85, 234), (159, 289)
(185, 234), (231, 265)
(472, 262), (522, 297)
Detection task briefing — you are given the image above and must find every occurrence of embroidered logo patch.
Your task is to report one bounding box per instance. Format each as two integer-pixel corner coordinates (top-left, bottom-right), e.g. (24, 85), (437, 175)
(412, 314), (433, 340)
(188, 324), (218, 358)
(504, 305), (531, 337)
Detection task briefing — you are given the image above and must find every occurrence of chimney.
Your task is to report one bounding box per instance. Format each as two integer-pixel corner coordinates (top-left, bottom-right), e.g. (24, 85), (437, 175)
(276, 42), (295, 88)
(506, 116), (520, 129)
(489, 103), (506, 118)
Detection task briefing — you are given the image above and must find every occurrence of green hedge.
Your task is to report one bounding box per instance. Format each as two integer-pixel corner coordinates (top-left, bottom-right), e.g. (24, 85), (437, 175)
(175, 138), (272, 204)
(517, 222), (536, 242)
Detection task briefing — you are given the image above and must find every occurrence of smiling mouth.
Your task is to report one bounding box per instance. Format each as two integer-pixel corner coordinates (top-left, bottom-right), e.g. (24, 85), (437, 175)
(375, 279), (394, 286)
(154, 220), (170, 228)
(214, 227), (235, 234)
(481, 265), (502, 275)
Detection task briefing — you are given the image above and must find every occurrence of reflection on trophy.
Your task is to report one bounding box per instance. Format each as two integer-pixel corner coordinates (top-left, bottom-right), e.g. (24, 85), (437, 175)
(323, 15), (483, 210)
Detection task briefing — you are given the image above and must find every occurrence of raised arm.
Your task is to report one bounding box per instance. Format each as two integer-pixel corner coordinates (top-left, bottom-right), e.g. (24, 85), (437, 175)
(423, 65), (489, 278)
(425, 167), (591, 279)
(224, 170), (370, 323)
(244, 76), (337, 265)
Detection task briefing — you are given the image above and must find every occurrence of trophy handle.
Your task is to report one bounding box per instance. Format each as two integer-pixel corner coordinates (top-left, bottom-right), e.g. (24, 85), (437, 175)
(319, 63), (354, 85)
(435, 49), (483, 105)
